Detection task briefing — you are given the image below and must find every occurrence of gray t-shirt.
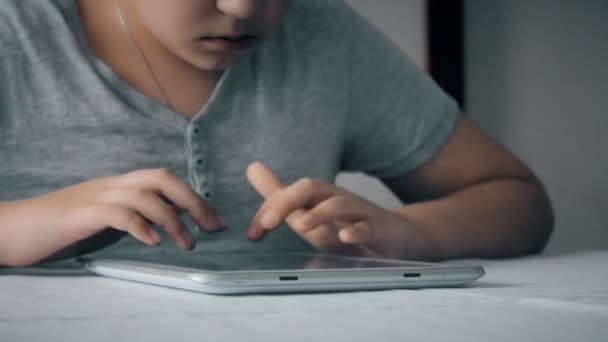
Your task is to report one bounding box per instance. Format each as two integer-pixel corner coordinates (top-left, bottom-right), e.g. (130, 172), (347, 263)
(0, 0), (459, 261)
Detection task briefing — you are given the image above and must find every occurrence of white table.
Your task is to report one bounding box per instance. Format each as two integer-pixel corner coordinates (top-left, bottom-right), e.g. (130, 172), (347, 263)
(1, 251), (607, 342)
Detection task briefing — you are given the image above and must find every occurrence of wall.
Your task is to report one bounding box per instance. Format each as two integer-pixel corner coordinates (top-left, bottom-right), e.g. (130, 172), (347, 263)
(466, 0), (608, 252)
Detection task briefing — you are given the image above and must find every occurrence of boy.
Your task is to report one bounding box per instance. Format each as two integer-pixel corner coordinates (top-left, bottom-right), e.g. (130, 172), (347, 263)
(0, 0), (554, 267)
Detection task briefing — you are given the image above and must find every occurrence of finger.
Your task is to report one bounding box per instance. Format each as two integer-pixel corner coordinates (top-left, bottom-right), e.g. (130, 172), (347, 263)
(338, 221), (376, 245)
(247, 162), (340, 203)
(296, 222), (371, 256)
(94, 204), (162, 246)
(153, 169), (226, 231)
(246, 161), (285, 199)
(298, 223), (343, 250)
(246, 161), (347, 240)
(246, 161), (285, 240)
(100, 188), (195, 250)
(247, 177), (336, 240)
(259, 208), (346, 251)
(290, 195), (367, 234)
(130, 190), (196, 250)
(130, 168), (226, 231)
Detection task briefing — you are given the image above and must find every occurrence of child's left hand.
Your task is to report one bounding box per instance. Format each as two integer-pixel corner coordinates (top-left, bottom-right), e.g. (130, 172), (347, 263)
(246, 162), (414, 258)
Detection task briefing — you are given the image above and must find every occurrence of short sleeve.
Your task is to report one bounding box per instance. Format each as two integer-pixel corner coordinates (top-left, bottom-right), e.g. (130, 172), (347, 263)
(336, 1), (460, 179)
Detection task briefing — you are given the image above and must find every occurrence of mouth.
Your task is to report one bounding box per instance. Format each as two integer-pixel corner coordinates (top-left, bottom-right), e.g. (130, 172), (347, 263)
(202, 34), (257, 41)
(199, 34), (259, 51)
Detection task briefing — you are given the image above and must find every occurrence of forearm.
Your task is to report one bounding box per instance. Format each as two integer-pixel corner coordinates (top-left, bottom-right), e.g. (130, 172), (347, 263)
(1, 200), (56, 266)
(389, 177), (554, 260)
(0, 199), (91, 267)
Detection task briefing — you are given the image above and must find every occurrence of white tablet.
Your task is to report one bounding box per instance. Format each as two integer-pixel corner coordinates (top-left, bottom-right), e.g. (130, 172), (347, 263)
(80, 253), (485, 295)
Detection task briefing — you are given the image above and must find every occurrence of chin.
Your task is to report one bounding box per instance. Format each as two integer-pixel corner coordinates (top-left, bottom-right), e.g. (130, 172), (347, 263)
(191, 55), (237, 72)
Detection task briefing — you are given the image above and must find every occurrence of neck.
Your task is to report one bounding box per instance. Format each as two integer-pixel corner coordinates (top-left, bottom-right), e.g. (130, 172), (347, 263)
(78, 0), (222, 117)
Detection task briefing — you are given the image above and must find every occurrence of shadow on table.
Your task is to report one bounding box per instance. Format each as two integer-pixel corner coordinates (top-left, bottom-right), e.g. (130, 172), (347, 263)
(468, 281), (516, 289)
(0, 259), (90, 276)
(0, 267), (90, 276)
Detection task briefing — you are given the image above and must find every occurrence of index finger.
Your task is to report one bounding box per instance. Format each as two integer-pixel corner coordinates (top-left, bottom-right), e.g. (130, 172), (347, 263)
(246, 161), (285, 198)
(247, 162), (340, 240)
(128, 168), (225, 231)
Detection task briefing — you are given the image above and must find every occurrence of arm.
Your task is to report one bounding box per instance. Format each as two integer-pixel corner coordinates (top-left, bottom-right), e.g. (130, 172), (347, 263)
(245, 115), (554, 261)
(0, 199), (108, 266)
(382, 114), (554, 260)
(0, 169), (224, 267)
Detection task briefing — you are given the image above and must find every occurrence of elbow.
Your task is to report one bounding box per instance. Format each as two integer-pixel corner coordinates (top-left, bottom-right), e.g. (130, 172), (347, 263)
(527, 207), (555, 255)
(490, 177), (555, 259)
(521, 183), (556, 256)
(534, 203), (555, 254)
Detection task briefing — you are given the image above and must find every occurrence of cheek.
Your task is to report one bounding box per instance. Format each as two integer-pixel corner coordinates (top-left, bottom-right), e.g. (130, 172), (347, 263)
(133, 0), (175, 20)
(260, 0), (291, 34)
(133, 0), (211, 39)
(133, 1), (180, 35)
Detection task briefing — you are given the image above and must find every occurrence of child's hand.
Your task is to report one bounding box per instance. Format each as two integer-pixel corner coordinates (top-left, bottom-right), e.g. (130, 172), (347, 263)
(2, 168), (225, 267)
(246, 162), (413, 258)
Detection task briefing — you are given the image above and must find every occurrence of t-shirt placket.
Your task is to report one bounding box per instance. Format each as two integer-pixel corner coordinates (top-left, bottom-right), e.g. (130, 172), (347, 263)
(187, 120), (213, 200)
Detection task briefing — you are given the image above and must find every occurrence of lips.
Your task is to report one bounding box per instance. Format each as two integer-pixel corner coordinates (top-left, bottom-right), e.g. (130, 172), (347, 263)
(199, 34), (259, 51)
(201, 34), (257, 42)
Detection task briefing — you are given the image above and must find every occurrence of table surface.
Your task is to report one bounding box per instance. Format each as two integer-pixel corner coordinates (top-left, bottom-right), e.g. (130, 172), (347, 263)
(1, 251), (607, 342)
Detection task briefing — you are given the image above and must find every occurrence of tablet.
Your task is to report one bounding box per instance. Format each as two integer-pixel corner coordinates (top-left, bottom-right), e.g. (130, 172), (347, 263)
(80, 253), (485, 294)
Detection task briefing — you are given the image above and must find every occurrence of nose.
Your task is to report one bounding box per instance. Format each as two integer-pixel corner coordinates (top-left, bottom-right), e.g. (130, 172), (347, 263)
(216, 0), (261, 19)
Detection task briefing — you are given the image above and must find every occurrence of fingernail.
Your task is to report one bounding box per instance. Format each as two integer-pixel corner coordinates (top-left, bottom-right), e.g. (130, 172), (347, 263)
(184, 233), (195, 249)
(218, 215), (228, 228)
(211, 216), (223, 230)
(148, 230), (162, 245)
(204, 214), (216, 231)
(261, 211), (280, 228)
(248, 228), (263, 241)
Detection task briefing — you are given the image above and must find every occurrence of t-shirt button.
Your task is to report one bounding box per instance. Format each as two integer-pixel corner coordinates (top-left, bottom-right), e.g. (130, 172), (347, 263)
(204, 192), (211, 198)
(197, 159), (204, 165)
(193, 128), (200, 134)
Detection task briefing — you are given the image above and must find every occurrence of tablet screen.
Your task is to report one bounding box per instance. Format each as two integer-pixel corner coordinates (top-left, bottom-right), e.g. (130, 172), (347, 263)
(123, 253), (437, 271)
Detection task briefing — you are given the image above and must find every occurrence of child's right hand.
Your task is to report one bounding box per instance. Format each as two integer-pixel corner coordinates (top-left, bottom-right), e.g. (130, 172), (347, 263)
(0, 168), (226, 267)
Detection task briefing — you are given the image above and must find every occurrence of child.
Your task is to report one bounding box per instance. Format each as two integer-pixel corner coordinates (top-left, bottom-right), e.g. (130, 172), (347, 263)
(0, 0), (554, 267)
